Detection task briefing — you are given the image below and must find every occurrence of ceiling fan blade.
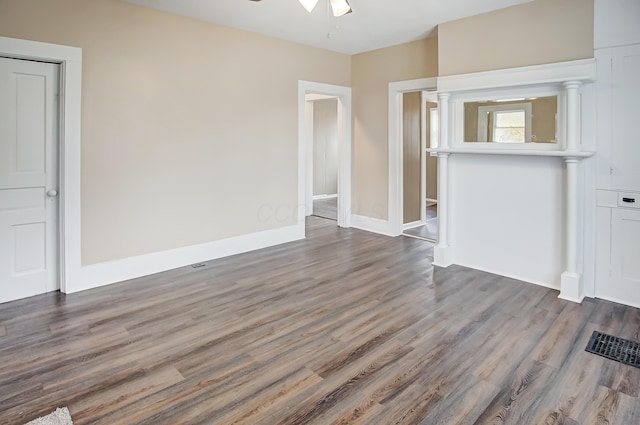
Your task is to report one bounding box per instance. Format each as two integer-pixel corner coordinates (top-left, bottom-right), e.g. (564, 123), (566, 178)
(329, 0), (352, 17)
(250, 0), (351, 17)
(298, 0), (320, 13)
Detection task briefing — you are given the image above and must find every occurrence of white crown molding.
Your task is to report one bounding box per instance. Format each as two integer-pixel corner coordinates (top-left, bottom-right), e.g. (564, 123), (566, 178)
(438, 58), (597, 93)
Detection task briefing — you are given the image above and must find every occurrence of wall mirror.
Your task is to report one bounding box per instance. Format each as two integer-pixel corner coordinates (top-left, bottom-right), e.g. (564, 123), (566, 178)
(464, 95), (557, 143)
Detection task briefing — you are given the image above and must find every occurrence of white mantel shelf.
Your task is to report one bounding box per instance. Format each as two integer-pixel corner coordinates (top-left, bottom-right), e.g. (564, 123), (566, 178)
(427, 148), (595, 158)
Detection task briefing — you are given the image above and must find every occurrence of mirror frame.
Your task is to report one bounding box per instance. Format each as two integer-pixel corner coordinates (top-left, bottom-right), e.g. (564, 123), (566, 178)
(451, 85), (564, 151)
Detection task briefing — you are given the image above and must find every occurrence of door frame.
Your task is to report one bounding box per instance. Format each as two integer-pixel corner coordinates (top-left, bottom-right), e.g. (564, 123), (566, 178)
(388, 77), (438, 235)
(304, 93), (338, 216)
(298, 81), (352, 229)
(422, 90), (439, 212)
(0, 36), (82, 294)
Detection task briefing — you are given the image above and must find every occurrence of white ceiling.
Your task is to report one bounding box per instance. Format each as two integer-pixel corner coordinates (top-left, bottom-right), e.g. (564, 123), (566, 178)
(124, 0), (533, 55)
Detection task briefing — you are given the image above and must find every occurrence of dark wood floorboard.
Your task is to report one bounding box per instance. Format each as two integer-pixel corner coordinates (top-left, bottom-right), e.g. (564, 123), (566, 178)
(1, 216), (639, 424)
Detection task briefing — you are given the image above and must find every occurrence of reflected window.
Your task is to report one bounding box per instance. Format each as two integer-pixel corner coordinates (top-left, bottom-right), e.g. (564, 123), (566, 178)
(477, 103), (532, 143)
(464, 96), (557, 144)
(493, 110), (526, 143)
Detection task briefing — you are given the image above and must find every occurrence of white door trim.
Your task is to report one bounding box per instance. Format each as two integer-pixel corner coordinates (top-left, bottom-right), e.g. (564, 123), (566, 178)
(419, 91), (428, 225)
(0, 36), (82, 294)
(388, 77), (438, 236)
(298, 81), (352, 229)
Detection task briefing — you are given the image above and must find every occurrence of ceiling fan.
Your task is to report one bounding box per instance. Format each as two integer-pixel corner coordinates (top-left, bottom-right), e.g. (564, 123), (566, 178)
(249, 0), (352, 17)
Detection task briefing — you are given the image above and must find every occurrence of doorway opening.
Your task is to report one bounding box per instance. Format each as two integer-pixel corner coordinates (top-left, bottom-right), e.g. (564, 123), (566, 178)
(387, 77), (437, 239)
(298, 81), (352, 232)
(402, 90), (438, 242)
(307, 94), (339, 222)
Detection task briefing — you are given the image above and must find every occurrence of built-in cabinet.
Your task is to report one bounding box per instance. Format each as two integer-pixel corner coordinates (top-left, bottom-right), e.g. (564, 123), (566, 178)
(596, 190), (640, 308)
(594, 43), (640, 307)
(596, 44), (640, 192)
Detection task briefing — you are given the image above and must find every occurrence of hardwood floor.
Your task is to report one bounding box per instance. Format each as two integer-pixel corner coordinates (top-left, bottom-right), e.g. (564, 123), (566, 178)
(403, 204), (437, 241)
(1, 216), (639, 425)
(312, 198), (337, 221)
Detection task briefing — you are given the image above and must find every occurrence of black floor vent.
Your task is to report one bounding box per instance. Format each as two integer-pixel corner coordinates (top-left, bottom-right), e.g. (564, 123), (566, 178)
(586, 331), (640, 368)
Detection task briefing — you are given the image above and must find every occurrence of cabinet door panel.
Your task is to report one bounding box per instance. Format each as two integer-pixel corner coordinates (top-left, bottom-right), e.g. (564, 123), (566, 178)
(611, 44), (640, 191)
(607, 208), (640, 307)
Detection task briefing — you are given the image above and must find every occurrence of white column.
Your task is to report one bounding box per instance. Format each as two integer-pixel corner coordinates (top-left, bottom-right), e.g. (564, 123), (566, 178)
(434, 93), (452, 267)
(560, 157), (582, 302)
(560, 80), (584, 302)
(437, 93), (450, 148)
(564, 81), (582, 151)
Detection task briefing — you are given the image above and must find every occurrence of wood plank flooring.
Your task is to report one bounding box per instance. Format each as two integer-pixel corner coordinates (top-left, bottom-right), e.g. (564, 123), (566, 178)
(1, 216), (639, 424)
(312, 198), (337, 221)
(403, 204), (437, 241)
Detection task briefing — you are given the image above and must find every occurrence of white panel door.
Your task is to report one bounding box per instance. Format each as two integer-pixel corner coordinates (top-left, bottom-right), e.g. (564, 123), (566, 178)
(607, 207), (640, 308)
(0, 57), (59, 303)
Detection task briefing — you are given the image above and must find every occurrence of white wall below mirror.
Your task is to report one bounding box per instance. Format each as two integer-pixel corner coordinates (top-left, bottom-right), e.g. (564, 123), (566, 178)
(429, 59), (596, 303)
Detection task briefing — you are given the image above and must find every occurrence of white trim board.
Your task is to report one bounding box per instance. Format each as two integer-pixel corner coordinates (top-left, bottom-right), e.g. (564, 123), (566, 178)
(0, 36), (82, 294)
(351, 215), (396, 237)
(388, 77), (438, 237)
(452, 260), (561, 292)
(403, 220), (424, 231)
(75, 223), (305, 293)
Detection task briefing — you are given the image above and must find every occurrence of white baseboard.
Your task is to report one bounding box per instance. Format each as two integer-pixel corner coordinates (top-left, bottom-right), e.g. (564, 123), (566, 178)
(433, 245), (453, 268)
(560, 271), (584, 304)
(594, 294), (640, 310)
(68, 223), (305, 294)
(313, 194), (338, 200)
(403, 220), (425, 230)
(558, 293), (586, 304)
(453, 260), (561, 291)
(351, 214), (398, 237)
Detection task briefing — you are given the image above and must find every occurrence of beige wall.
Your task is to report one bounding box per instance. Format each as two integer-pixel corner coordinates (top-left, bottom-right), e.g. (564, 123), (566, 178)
(438, 0), (594, 76)
(0, 0), (350, 265)
(352, 38), (438, 219)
